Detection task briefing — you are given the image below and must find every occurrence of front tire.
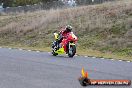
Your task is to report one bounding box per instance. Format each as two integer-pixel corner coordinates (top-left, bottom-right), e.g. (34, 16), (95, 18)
(68, 45), (76, 57)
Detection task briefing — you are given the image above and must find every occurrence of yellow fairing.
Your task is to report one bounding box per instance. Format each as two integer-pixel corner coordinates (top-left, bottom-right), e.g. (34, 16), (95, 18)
(54, 33), (59, 40)
(56, 47), (65, 54)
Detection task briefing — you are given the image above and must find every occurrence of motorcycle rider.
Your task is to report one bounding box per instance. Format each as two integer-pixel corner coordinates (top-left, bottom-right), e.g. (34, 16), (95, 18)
(55, 25), (73, 52)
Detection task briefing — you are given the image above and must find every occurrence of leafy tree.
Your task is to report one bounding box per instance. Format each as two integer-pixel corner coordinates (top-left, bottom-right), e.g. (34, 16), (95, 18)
(2, 0), (59, 8)
(1, 0), (59, 8)
(2, 0), (41, 8)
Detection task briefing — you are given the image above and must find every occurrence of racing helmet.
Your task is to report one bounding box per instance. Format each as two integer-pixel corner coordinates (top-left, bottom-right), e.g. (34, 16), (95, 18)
(66, 25), (72, 32)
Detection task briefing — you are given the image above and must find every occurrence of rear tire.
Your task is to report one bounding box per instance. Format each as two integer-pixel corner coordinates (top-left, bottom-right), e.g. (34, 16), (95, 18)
(68, 45), (76, 57)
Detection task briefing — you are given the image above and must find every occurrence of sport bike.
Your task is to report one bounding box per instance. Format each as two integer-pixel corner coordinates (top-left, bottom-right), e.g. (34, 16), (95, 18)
(52, 32), (78, 57)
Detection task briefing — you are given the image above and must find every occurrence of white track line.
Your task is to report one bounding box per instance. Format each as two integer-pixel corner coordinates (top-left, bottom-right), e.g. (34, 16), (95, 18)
(119, 60), (122, 61)
(126, 61), (130, 63)
(100, 58), (104, 59)
(110, 59), (114, 61)
(28, 50), (31, 51)
(19, 48), (23, 50)
(92, 57), (96, 58)
(36, 51), (40, 52)
(4, 47), (132, 63)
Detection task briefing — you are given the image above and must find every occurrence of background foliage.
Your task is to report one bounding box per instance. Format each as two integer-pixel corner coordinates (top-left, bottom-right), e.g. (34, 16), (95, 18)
(0, 0), (58, 8)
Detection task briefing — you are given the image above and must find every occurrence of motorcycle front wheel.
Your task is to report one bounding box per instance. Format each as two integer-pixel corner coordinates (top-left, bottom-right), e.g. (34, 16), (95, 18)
(68, 45), (76, 57)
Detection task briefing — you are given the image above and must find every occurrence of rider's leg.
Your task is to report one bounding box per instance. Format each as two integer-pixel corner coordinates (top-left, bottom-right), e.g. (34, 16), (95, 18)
(56, 34), (63, 49)
(57, 37), (63, 49)
(66, 42), (69, 54)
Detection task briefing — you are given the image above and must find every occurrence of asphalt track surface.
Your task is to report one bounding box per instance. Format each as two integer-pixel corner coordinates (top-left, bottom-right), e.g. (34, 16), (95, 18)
(0, 48), (132, 88)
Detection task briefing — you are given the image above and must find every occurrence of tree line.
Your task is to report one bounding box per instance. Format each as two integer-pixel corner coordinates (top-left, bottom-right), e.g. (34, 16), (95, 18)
(0, 0), (107, 8)
(0, 0), (58, 8)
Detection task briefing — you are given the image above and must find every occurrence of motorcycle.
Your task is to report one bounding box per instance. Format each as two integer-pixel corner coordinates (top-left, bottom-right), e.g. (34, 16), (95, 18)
(52, 32), (78, 57)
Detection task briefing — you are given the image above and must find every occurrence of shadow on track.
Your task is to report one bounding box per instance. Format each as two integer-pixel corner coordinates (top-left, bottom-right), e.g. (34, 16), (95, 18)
(50, 54), (76, 59)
